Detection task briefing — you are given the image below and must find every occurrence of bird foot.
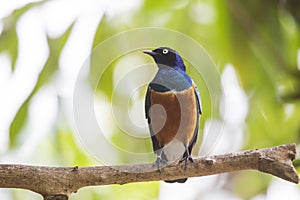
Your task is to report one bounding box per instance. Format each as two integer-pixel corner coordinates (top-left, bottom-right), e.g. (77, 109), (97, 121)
(179, 156), (194, 170)
(156, 157), (162, 173)
(155, 156), (167, 172)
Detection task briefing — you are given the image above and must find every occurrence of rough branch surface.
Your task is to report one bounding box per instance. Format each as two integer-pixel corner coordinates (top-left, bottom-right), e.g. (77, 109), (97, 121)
(0, 144), (299, 200)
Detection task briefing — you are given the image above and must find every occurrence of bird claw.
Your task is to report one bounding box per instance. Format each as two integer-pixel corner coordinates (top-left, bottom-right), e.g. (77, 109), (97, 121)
(155, 156), (168, 172)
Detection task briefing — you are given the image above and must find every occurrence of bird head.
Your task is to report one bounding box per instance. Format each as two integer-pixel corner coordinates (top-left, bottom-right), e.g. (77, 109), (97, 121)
(143, 47), (186, 72)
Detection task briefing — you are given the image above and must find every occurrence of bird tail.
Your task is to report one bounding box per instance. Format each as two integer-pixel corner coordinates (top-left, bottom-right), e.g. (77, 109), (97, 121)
(160, 151), (188, 183)
(164, 178), (187, 183)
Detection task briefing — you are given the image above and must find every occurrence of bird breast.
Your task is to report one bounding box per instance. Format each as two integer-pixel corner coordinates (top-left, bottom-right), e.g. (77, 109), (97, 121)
(149, 86), (198, 145)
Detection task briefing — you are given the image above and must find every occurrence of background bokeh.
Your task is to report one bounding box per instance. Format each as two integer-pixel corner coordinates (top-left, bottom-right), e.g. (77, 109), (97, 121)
(0, 0), (300, 199)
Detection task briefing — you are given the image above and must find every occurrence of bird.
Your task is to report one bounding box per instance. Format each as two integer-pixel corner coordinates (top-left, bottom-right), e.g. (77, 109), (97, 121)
(143, 47), (202, 183)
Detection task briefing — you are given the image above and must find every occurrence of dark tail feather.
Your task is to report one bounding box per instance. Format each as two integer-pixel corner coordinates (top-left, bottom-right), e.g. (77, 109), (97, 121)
(160, 152), (188, 183)
(164, 178), (187, 183)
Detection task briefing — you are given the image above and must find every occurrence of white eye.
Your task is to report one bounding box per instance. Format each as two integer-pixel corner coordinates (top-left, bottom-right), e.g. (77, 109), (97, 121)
(162, 49), (168, 54)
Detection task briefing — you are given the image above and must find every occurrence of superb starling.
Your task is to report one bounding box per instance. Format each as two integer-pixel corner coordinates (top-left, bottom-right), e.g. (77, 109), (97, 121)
(144, 47), (202, 183)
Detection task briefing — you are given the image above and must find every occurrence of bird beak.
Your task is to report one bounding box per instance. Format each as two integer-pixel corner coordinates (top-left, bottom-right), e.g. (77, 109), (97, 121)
(143, 50), (156, 56)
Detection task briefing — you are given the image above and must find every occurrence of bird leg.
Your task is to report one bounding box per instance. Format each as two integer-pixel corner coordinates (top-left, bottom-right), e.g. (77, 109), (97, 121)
(155, 148), (164, 172)
(179, 144), (193, 170)
(156, 157), (162, 173)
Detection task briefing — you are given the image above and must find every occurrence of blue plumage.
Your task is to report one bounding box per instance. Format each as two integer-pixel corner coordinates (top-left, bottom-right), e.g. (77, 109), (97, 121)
(150, 67), (192, 92)
(175, 53), (186, 71)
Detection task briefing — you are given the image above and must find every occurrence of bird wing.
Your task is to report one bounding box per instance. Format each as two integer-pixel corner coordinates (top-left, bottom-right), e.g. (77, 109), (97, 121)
(145, 85), (150, 121)
(145, 84), (161, 153)
(186, 81), (202, 155)
(194, 81), (202, 115)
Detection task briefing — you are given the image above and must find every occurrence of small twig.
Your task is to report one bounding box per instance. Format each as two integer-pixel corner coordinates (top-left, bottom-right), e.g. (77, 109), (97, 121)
(0, 144), (298, 200)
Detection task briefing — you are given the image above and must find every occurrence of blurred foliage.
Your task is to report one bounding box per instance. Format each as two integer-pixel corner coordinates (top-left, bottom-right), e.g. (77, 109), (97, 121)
(232, 171), (271, 199)
(0, 2), (42, 70)
(1, 0), (300, 200)
(9, 23), (74, 148)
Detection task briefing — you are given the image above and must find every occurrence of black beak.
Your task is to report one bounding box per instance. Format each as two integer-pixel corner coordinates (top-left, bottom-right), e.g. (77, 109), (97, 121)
(143, 50), (156, 56)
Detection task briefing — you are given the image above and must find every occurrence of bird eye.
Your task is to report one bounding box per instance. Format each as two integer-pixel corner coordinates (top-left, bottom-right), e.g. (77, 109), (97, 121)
(162, 49), (168, 54)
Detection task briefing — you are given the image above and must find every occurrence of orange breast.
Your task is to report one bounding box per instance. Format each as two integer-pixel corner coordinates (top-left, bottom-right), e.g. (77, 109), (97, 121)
(149, 86), (198, 146)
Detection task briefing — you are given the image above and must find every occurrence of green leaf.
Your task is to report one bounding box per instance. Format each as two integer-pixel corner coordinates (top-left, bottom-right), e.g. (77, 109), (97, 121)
(0, 2), (43, 71)
(36, 23), (74, 89)
(9, 99), (30, 148)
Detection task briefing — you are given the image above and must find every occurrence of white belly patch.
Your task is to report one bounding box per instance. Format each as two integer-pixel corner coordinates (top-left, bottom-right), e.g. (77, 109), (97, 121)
(162, 139), (185, 162)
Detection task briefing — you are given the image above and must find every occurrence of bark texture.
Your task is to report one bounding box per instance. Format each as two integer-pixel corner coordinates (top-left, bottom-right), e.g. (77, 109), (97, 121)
(0, 144), (298, 200)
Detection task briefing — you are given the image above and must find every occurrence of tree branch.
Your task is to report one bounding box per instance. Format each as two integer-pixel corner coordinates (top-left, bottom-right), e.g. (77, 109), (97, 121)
(0, 144), (299, 200)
